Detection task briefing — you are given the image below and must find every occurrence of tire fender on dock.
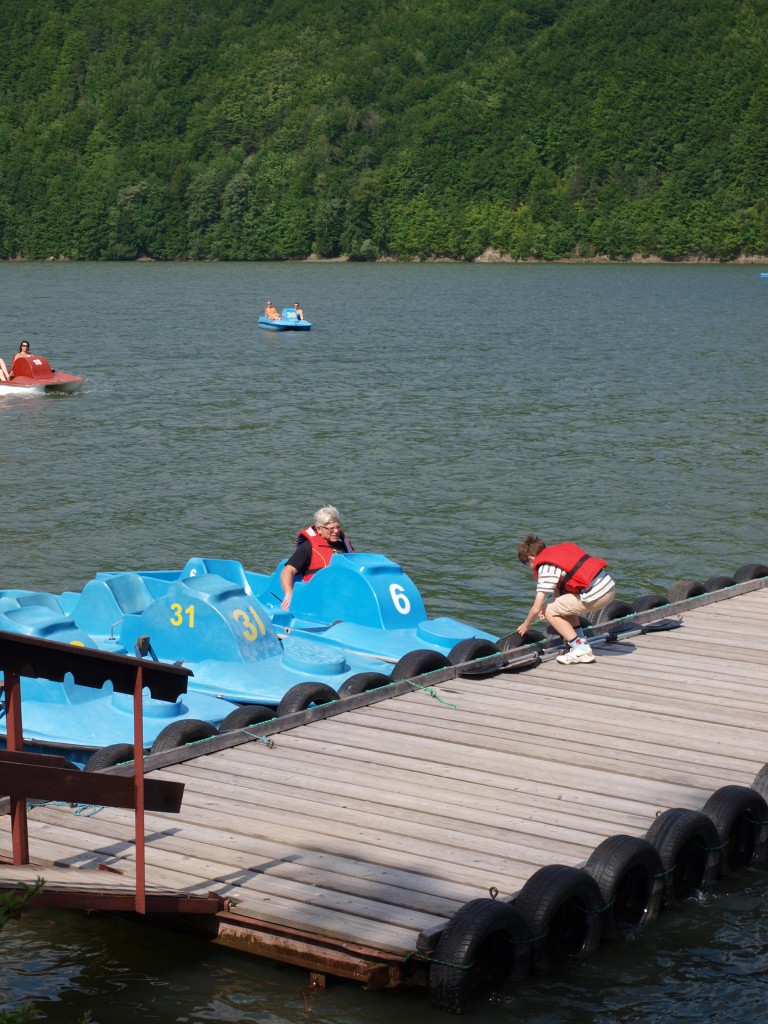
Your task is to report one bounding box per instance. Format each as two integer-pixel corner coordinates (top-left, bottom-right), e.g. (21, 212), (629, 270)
(583, 834), (664, 942)
(645, 808), (721, 903)
(219, 704), (277, 732)
(428, 897), (532, 1014)
(513, 864), (603, 974)
(338, 671), (391, 697)
(84, 743), (138, 771)
(701, 785), (768, 872)
(275, 681), (340, 716)
(447, 638), (502, 677)
(391, 649), (450, 680)
(150, 718), (219, 754)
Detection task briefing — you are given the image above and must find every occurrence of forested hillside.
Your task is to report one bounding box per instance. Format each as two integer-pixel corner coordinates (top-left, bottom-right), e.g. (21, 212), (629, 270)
(1, 0), (767, 261)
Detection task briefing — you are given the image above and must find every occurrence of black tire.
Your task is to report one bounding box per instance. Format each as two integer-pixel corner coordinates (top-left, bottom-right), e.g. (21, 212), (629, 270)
(589, 599), (635, 625)
(703, 575), (737, 593)
(447, 638), (502, 677)
(751, 763), (768, 802)
(84, 743), (137, 771)
(645, 808), (721, 903)
(632, 593), (669, 612)
(150, 718), (219, 754)
(666, 580), (707, 603)
(391, 648), (451, 681)
(584, 835), (664, 942)
(276, 681), (340, 716)
(219, 704), (276, 732)
(428, 898), (532, 1013)
(733, 563), (768, 583)
(497, 629), (546, 651)
(701, 785), (768, 872)
(514, 865), (603, 974)
(338, 672), (391, 697)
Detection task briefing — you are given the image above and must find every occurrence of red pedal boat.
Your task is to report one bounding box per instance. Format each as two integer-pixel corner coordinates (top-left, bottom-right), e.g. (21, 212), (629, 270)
(0, 353), (85, 395)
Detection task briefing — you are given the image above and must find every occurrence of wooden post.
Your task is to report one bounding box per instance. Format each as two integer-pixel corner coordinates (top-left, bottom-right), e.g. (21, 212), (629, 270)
(133, 663), (146, 914)
(4, 670), (29, 865)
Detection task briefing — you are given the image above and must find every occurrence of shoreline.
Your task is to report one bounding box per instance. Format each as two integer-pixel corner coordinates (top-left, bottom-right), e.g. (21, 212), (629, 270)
(5, 249), (768, 265)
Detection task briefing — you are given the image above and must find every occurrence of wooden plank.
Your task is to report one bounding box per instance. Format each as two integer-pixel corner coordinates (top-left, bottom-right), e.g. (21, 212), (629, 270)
(0, 761), (184, 813)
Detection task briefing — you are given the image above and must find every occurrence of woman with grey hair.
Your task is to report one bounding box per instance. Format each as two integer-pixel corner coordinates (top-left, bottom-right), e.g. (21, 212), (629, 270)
(279, 506), (354, 610)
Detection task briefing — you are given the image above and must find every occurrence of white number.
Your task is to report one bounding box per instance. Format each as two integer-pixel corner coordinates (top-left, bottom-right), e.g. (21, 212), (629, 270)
(389, 583), (411, 615)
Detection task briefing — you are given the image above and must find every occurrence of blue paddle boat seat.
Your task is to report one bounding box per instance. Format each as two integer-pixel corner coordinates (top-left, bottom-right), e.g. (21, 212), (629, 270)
(71, 572), (156, 639)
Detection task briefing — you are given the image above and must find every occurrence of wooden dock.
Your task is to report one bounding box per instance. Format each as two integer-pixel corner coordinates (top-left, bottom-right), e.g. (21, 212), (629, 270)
(2, 580), (767, 994)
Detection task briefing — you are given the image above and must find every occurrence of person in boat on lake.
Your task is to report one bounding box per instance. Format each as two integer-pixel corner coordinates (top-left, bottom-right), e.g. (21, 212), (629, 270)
(279, 505), (354, 610)
(264, 301), (280, 321)
(293, 302), (304, 320)
(515, 535), (615, 665)
(12, 340), (31, 367)
(0, 358), (10, 381)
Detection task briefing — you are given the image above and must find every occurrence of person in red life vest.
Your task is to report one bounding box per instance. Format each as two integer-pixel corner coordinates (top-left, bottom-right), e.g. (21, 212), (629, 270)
(516, 534), (616, 664)
(279, 505), (354, 610)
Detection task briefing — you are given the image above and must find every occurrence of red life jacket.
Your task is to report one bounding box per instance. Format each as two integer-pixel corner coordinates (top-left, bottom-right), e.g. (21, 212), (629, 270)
(296, 526), (354, 581)
(533, 542), (607, 595)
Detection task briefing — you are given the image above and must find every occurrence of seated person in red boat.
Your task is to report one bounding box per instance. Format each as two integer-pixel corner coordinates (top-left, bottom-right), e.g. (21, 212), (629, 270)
(515, 534), (615, 666)
(12, 340), (31, 367)
(0, 358), (10, 381)
(279, 505), (354, 610)
(264, 301), (280, 320)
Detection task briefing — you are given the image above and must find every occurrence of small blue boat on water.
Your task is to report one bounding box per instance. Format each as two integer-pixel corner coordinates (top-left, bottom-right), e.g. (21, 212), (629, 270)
(258, 306), (312, 331)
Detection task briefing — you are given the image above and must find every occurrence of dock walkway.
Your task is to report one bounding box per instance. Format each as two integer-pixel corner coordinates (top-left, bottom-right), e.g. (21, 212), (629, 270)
(2, 583), (767, 987)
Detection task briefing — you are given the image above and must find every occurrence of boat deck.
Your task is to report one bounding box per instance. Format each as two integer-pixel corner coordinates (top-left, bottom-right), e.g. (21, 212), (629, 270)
(2, 583), (767, 982)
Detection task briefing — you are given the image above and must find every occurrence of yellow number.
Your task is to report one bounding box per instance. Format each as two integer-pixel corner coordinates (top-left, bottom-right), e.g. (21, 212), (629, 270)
(233, 606), (266, 641)
(170, 603), (195, 628)
(70, 640), (85, 647)
(248, 605), (266, 636)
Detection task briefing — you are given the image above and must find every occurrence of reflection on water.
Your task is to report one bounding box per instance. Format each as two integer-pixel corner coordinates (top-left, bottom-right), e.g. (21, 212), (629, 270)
(0, 261), (766, 1021)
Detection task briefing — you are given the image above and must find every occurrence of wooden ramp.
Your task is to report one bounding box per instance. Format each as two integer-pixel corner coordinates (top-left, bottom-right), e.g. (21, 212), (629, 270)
(2, 584), (767, 985)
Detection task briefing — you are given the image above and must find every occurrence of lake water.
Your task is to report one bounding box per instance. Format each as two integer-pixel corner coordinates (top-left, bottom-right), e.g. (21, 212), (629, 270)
(1, 261), (766, 1021)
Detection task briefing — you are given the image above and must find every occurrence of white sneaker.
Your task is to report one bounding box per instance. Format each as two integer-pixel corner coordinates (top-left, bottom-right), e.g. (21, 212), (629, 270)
(556, 645), (596, 665)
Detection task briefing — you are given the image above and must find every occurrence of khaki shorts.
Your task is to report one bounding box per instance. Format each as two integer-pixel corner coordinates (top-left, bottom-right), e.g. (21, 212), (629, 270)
(547, 586), (616, 618)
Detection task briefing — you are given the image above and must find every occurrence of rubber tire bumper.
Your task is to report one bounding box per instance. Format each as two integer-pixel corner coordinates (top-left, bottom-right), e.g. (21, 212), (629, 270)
(219, 704), (277, 731)
(514, 865), (603, 974)
(338, 672), (391, 697)
(151, 719), (218, 754)
(85, 743), (138, 771)
(428, 897), (532, 1013)
(584, 834), (664, 941)
(645, 808), (721, 902)
(701, 785), (768, 872)
(276, 682), (340, 716)
(391, 649), (450, 680)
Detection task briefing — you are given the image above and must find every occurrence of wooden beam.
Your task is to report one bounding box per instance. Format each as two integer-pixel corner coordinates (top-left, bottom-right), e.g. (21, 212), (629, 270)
(0, 758), (184, 814)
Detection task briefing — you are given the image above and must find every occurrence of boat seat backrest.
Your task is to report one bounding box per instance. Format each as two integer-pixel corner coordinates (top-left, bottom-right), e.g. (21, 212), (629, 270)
(106, 573), (155, 614)
(12, 354), (52, 379)
(16, 592), (64, 612)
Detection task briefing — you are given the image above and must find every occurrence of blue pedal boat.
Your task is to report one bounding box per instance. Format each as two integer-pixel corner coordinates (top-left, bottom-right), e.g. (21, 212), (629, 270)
(0, 553), (500, 717)
(0, 601), (239, 768)
(258, 307), (312, 331)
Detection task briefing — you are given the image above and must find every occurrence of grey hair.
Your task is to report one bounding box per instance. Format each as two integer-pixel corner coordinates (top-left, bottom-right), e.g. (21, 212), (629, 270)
(313, 505), (341, 528)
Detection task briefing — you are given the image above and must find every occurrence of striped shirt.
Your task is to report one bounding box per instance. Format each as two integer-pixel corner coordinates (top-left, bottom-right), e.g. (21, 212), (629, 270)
(535, 564), (615, 604)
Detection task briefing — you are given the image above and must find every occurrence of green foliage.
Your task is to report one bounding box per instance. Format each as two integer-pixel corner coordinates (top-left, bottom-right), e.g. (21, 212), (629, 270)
(1, 0), (768, 260)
